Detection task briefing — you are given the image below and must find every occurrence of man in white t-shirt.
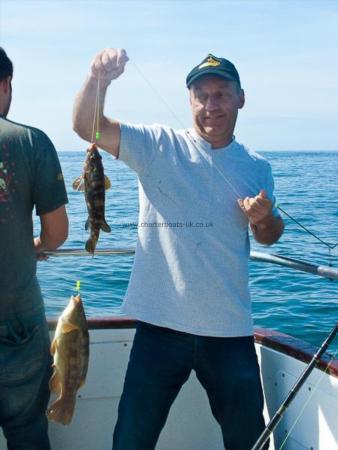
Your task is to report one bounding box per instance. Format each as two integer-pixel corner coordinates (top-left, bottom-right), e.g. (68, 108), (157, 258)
(73, 48), (284, 450)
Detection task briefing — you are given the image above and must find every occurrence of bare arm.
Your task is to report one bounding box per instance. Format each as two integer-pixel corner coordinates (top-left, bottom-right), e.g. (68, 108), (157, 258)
(73, 48), (129, 158)
(238, 190), (284, 245)
(34, 205), (68, 253)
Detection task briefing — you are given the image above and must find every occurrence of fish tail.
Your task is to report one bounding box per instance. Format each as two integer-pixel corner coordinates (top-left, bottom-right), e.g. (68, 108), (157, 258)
(85, 237), (97, 254)
(46, 397), (76, 425)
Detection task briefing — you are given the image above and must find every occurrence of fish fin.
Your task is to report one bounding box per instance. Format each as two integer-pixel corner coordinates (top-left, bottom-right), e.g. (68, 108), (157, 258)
(50, 339), (58, 356)
(72, 175), (85, 192)
(104, 175), (111, 190)
(85, 217), (89, 231)
(49, 370), (62, 395)
(46, 396), (76, 426)
(62, 323), (79, 334)
(100, 220), (111, 233)
(85, 238), (96, 255)
(78, 377), (86, 389)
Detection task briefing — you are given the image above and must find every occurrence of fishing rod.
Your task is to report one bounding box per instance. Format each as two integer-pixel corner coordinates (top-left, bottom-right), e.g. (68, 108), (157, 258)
(250, 251), (338, 281)
(44, 248), (135, 257)
(251, 322), (338, 450)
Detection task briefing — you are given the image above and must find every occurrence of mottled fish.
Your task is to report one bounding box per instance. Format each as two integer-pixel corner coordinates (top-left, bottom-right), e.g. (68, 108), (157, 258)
(46, 294), (89, 425)
(73, 143), (111, 254)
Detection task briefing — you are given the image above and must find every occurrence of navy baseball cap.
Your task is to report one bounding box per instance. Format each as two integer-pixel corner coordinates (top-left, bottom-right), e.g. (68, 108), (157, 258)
(186, 54), (241, 89)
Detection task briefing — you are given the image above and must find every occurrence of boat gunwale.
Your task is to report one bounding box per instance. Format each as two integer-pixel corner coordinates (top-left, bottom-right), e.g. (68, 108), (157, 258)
(47, 317), (338, 378)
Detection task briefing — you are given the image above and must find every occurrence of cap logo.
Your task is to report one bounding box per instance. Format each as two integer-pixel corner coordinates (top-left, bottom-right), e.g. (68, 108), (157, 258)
(198, 56), (220, 69)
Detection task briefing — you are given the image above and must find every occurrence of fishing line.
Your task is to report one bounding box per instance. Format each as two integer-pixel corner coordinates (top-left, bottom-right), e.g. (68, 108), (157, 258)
(185, 129), (243, 200)
(129, 59), (186, 129)
(130, 59), (338, 258)
(75, 280), (81, 295)
(95, 77), (101, 142)
(276, 205), (338, 251)
(276, 204), (337, 267)
(91, 76), (101, 143)
(68, 76), (104, 298)
(186, 129), (338, 259)
(278, 346), (338, 450)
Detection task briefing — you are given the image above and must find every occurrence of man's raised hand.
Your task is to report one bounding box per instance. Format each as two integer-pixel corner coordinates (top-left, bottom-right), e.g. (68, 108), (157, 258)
(90, 48), (129, 85)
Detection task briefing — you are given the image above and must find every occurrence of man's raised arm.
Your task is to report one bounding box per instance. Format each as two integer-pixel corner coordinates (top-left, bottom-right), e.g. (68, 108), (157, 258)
(72, 48), (129, 158)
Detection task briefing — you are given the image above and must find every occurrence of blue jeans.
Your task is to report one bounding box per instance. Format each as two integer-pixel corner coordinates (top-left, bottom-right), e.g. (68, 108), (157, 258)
(113, 321), (268, 450)
(0, 307), (52, 450)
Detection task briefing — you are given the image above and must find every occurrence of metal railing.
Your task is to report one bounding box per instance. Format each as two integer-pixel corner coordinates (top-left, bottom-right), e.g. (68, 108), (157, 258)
(44, 248), (338, 281)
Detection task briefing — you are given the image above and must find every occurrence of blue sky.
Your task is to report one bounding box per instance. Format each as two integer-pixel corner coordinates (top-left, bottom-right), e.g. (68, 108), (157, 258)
(1, 0), (338, 151)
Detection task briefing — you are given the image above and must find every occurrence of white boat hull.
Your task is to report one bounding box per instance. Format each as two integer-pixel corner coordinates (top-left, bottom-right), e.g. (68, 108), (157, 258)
(1, 322), (337, 450)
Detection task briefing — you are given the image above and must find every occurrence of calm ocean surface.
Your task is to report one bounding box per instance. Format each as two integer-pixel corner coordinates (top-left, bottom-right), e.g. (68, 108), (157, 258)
(35, 150), (338, 348)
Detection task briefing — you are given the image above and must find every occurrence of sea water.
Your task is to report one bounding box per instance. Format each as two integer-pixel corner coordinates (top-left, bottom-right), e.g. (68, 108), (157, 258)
(35, 150), (338, 348)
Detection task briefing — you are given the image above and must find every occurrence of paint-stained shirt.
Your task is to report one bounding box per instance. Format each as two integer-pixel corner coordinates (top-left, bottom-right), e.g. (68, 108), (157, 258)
(119, 124), (279, 337)
(0, 116), (68, 318)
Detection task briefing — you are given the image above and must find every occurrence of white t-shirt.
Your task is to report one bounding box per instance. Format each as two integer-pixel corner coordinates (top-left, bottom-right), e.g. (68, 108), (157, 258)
(119, 124), (278, 337)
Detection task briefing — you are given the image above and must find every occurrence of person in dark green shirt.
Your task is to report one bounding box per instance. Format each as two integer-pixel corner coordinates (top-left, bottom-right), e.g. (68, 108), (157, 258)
(0, 47), (69, 450)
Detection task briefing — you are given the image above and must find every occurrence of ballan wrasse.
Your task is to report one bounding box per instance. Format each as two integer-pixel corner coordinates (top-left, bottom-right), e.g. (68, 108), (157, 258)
(73, 143), (111, 254)
(47, 294), (89, 425)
